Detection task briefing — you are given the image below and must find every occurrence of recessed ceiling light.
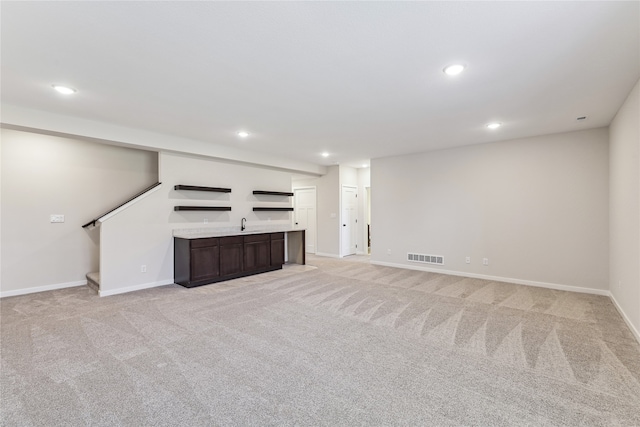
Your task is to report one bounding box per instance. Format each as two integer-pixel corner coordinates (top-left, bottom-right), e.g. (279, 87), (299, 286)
(52, 85), (76, 95)
(362, 164), (369, 168)
(237, 131), (249, 138)
(443, 64), (465, 76)
(486, 122), (502, 130)
(321, 152), (330, 157)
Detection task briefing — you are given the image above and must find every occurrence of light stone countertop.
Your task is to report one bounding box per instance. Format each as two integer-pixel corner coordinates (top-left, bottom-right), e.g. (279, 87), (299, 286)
(173, 226), (305, 239)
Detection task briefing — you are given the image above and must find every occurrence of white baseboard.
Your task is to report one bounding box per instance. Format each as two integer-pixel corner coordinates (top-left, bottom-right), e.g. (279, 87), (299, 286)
(369, 260), (610, 296)
(314, 252), (341, 259)
(99, 279), (174, 297)
(0, 280), (87, 298)
(609, 292), (640, 344)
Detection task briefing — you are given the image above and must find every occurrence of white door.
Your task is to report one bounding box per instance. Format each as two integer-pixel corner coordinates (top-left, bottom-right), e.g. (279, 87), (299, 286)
(341, 186), (358, 256)
(294, 187), (316, 254)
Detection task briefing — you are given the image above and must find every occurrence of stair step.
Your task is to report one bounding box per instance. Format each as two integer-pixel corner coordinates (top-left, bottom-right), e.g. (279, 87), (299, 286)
(86, 272), (100, 293)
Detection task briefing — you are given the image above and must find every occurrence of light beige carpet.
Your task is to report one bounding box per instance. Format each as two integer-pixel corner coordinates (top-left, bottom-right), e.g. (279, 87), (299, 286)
(1, 255), (639, 426)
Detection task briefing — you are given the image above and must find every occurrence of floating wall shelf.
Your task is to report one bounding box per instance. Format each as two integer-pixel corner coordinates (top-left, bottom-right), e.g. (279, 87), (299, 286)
(253, 207), (294, 212)
(252, 190), (294, 197)
(175, 185), (232, 193)
(175, 206), (232, 212)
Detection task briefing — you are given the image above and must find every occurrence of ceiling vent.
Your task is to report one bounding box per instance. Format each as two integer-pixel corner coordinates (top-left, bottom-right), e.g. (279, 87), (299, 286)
(407, 252), (444, 265)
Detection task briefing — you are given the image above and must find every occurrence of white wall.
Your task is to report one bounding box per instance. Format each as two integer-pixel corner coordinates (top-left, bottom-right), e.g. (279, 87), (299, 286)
(3, 105), (326, 176)
(371, 128), (609, 293)
(0, 128), (158, 296)
(609, 78), (640, 338)
(99, 151), (295, 295)
(293, 165), (340, 257)
(357, 167), (371, 254)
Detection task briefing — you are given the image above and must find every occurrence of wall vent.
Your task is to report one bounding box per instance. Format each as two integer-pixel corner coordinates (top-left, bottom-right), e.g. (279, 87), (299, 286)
(407, 253), (444, 265)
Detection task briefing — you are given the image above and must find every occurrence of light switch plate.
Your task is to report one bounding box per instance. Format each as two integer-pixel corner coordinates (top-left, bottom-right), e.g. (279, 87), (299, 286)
(50, 214), (65, 223)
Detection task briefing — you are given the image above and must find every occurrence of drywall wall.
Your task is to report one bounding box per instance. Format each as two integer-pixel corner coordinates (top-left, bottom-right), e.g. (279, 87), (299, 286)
(0, 128), (158, 296)
(357, 167), (371, 254)
(99, 151), (295, 294)
(609, 78), (640, 338)
(293, 165), (340, 257)
(2, 105), (326, 176)
(339, 165), (358, 188)
(371, 128), (609, 293)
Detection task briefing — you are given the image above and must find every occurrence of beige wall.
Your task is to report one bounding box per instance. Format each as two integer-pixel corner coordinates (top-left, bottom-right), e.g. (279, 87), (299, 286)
(609, 78), (640, 337)
(293, 165), (340, 257)
(357, 167), (371, 254)
(99, 151), (295, 295)
(0, 128), (157, 295)
(293, 165), (370, 257)
(371, 128), (609, 293)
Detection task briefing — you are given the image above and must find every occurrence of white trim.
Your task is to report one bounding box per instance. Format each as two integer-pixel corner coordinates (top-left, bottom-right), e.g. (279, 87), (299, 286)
(98, 183), (163, 223)
(292, 186), (317, 254)
(0, 280), (86, 298)
(315, 252), (341, 259)
(340, 185), (358, 257)
(370, 260), (610, 296)
(99, 279), (174, 297)
(610, 292), (640, 344)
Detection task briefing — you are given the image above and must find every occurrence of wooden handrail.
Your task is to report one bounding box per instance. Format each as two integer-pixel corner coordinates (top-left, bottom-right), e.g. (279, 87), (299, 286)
(82, 182), (162, 228)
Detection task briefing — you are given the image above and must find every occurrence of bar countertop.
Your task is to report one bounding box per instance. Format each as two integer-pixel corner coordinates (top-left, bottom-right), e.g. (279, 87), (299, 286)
(173, 226), (305, 240)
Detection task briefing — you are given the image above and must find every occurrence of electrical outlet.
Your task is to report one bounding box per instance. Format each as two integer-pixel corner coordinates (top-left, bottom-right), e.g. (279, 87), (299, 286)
(50, 214), (65, 223)
(203, 218), (208, 224)
(141, 265), (147, 273)
(483, 258), (489, 266)
(465, 257), (471, 264)
(387, 249), (391, 255)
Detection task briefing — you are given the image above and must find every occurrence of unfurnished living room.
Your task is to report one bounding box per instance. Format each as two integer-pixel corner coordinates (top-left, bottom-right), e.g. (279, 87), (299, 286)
(1, 2), (639, 426)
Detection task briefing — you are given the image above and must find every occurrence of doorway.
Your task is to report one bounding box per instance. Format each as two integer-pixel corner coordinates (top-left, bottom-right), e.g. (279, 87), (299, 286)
(341, 185), (357, 257)
(293, 187), (317, 254)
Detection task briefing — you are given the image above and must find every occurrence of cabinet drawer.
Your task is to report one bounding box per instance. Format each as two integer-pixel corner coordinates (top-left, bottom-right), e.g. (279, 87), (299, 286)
(243, 233), (270, 243)
(190, 237), (219, 249)
(220, 236), (243, 246)
(270, 232), (284, 240)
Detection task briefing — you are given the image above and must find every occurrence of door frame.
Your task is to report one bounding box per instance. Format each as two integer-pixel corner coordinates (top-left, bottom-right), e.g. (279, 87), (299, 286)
(292, 186), (317, 254)
(341, 185), (358, 257)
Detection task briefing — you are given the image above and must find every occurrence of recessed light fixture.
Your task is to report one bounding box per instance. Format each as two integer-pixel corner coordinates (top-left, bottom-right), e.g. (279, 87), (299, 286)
(443, 64), (465, 76)
(362, 164), (369, 168)
(486, 122), (502, 130)
(321, 152), (330, 158)
(52, 85), (76, 95)
(237, 131), (250, 138)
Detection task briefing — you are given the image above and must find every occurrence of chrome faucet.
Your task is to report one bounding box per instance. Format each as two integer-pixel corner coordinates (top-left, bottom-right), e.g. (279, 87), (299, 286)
(241, 217), (246, 231)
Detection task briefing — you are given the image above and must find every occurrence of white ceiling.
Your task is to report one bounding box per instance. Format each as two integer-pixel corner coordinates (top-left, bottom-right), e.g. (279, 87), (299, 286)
(2, 1), (639, 168)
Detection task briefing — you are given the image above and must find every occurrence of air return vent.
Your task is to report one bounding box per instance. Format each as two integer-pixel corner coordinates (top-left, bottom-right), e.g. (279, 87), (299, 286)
(407, 252), (444, 265)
